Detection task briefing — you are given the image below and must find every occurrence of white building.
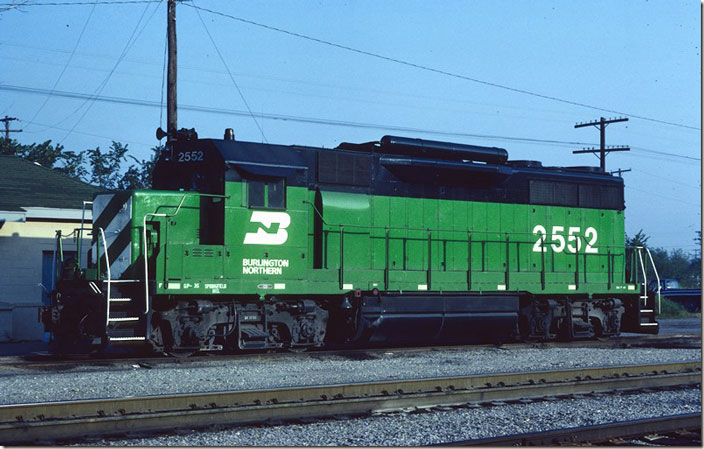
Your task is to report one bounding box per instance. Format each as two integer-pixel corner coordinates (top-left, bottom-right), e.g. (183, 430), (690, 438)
(0, 155), (103, 342)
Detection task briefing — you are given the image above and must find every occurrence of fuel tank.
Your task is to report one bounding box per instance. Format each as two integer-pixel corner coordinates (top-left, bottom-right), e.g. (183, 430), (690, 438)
(354, 293), (519, 344)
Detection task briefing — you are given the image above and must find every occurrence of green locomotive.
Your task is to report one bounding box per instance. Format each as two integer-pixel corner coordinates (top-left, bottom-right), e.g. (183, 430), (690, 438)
(42, 131), (660, 353)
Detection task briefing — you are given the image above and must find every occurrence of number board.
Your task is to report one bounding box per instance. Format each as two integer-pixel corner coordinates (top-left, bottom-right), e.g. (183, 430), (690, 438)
(176, 150), (205, 163)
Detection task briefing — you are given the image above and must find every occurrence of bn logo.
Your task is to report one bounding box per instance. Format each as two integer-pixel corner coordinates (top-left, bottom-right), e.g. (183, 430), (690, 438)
(243, 211), (290, 245)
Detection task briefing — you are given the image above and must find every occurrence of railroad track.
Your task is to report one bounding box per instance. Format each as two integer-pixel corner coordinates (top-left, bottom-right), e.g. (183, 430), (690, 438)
(1, 333), (699, 373)
(440, 413), (701, 446)
(0, 361), (700, 445)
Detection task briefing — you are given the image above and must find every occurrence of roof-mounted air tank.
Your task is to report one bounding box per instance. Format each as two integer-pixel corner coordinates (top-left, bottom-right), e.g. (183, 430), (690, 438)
(379, 135), (509, 164)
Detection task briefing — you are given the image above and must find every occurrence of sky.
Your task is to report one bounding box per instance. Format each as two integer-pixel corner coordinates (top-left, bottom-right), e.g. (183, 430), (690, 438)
(0, 0), (700, 252)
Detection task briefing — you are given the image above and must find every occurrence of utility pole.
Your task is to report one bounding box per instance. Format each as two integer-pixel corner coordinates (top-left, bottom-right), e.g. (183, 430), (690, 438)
(166, 0), (177, 145)
(1, 116), (22, 139)
(573, 117), (630, 171)
(609, 168), (631, 178)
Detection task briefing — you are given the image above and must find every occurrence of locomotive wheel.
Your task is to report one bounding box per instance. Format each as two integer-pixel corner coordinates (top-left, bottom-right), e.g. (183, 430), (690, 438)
(150, 320), (197, 357)
(287, 346), (308, 353)
(165, 349), (196, 358)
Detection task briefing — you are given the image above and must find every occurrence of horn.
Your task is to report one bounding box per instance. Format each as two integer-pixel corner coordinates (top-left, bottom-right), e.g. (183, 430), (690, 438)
(156, 127), (168, 140)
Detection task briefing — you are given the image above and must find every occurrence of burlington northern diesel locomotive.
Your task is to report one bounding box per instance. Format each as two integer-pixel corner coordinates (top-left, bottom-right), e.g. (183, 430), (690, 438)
(42, 131), (660, 353)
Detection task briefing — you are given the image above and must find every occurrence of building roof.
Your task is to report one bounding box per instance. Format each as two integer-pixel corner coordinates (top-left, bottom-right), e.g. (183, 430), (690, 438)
(0, 155), (105, 212)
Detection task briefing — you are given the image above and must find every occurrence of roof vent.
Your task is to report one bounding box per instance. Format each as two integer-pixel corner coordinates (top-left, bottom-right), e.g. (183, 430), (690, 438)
(507, 160), (542, 169)
(563, 166), (605, 174)
(380, 135), (509, 164)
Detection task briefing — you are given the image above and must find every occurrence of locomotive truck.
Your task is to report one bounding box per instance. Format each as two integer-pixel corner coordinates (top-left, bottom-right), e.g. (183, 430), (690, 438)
(41, 131), (661, 354)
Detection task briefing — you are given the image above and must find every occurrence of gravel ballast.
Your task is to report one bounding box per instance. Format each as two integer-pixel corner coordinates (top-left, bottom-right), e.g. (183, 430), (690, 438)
(92, 388), (701, 446)
(0, 346), (699, 405)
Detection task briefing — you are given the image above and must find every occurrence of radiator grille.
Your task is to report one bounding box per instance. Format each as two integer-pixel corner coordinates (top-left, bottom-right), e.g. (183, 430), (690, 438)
(192, 248), (215, 257)
(318, 151), (371, 186)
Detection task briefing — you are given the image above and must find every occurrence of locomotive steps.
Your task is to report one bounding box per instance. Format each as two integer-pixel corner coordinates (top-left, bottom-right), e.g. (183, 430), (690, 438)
(0, 361), (700, 445)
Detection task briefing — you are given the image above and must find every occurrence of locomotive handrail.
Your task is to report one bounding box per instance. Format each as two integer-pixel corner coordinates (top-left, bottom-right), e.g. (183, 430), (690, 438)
(143, 194), (188, 314)
(302, 199), (328, 225)
(645, 247), (662, 313)
(141, 192), (229, 314)
(53, 227), (90, 240)
(77, 201), (93, 269)
(51, 227), (93, 283)
(302, 200), (618, 243)
(635, 248), (647, 304)
(634, 246), (662, 312)
(52, 230), (62, 287)
(303, 198), (632, 292)
(98, 227), (111, 326)
(635, 246), (662, 314)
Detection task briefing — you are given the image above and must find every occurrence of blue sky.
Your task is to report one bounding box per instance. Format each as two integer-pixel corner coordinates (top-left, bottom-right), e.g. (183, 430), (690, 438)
(0, 0), (700, 251)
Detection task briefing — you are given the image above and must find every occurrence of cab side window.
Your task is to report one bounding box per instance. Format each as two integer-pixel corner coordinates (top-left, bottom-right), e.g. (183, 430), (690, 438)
(248, 178), (285, 209)
(248, 180), (266, 208)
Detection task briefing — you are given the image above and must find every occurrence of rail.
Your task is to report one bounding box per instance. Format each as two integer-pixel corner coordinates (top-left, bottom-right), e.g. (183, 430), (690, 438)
(0, 361), (698, 444)
(5, 334), (701, 371)
(440, 413), (702, 446)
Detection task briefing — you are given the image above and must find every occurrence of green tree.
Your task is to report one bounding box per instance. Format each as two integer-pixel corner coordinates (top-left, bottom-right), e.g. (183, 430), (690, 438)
(118, 145), (162, 190)
(86, 141), (130, 190)
(1, 136), (87, 180)
(4, 136), (163, 190)
(54, 150), (88, 181)
(626, 229), (650, 248)
(626, 230), (701, 289)
(1, 137), (63, 168)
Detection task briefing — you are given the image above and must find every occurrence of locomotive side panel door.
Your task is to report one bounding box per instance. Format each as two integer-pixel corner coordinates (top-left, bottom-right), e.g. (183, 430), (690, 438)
(226, 178), (309, 294)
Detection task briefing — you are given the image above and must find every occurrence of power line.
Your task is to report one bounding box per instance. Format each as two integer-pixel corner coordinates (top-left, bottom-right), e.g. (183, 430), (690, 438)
(26, 2), (97, 128)
(631, 146), (700, 161)
(626, 151), (700, 166)
(56, 1), (157, 143)
(0, 1), (28, 13)
(3, 51), (584, 129)
(22, 119), (154, 148)
(192, 1), (267, 142)
(0, 40), (584, 118)
(5, 83), (703, 165)
(3, 83), (606, 147)
(0, 101), (15, 117)
(12, 46), (699, 144)
(184, 3), (701, 132)
(625, 185), (701, 208)
(4, 39), (701, 135)
(5, 3), (699, 132)
(44, 8), (155, 130)
(0, 1), (161, 6)
(631, 168), (701, 190)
